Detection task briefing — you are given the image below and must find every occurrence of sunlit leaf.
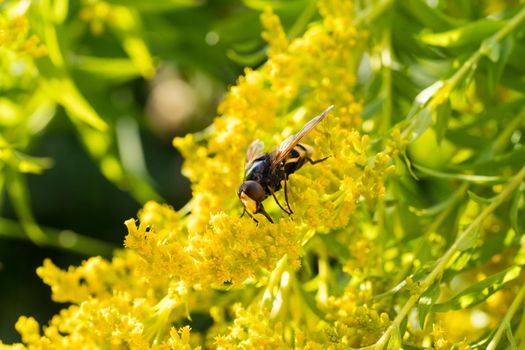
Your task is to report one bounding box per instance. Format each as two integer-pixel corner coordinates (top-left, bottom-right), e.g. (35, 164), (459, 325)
(456, 226), (480, 251)
(419, 20), (503, 48)
(409, 108), (433, 143)
(72, 56), (142, 83)
(227, 47), (267, 66)
(243, 0), (306, 10)
(319, 234), (350, 262)
(467, 190), (494, 205)
(0, 98), (20, 127)
(75, 124), (163, 204)
(6, 171), (47, 244)
(398, 0), (461, 31)
(0, 218), (116, 256)
(409, 186), (462, 216)
(434, 265), (522, 312)
(467, 147), (525, 172)
(486, 36), (514, 95)
(12, 151), (54, 174)
(105, 0), (202, 11)
(387, 326), (402, 350)
(434, 101), (450, 145)
(412, 163), (506, 184)
(510, 184), (524, 236)
(110, 7), (156, 78)
(50, 0), (68, 24)
(418, 280), (440, 329)
(505, 320), (518, 350)
(43, 78), (108, 131)
(297, 283), (326, 320)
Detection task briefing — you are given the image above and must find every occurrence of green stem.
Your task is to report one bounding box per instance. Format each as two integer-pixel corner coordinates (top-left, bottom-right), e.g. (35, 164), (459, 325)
(487, 282), (525, 350)
(261, 255), (288, 307)
(380, 27), (393, 134)
(7, 172), (47, 244)
(516, 303), (525, 350)
(402, 5), (525, 143)
(288, 0), (317, 39)
(446, 6), (525, 93)
(392, 183), (469, 287)
(0, 217), (116, 256)
(492, 105), (525, 155)
(373, 166), (525, 349)
(355, 0), (395, 26)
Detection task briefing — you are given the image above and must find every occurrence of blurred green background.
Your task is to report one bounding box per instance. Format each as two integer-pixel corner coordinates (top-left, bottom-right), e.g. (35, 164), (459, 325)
(0, 0), (316, 341)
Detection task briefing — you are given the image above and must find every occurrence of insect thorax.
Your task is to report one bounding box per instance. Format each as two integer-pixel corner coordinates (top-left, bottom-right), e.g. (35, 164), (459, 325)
(244, 154), (271, 183)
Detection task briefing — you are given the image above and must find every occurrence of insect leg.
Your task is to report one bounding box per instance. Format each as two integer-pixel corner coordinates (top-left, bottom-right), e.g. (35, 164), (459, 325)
(307, 155), (330, 164)
(257, 203), (274, 223)
(283, 175), (293, 214)
(268, 186), (292, 216)
(242, 206), (259, 224)
(241, 207), (246, 218)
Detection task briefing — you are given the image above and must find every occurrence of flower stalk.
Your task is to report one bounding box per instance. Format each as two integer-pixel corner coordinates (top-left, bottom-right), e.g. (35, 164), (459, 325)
(373, 166), (525, 349)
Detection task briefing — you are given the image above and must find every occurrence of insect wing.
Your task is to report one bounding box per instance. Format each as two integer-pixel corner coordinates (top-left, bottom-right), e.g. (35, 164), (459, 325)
(272, 105), (333, 167)
(244, 139), (265, 171)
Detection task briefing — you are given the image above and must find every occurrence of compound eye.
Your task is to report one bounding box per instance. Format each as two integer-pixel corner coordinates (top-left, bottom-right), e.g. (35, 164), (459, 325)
(238, 181), (265, 201)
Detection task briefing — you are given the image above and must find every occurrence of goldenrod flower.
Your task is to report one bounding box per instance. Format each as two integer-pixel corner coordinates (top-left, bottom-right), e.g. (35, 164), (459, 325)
(2, 1), (398, 348)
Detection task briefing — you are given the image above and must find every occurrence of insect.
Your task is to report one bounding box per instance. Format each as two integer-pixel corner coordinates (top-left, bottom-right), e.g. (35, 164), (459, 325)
(237, 105), (334, 223)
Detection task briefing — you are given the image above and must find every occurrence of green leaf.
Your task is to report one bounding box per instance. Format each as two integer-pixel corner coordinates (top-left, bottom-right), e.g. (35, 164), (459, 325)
(319, 234), (350, 262)
(243, 0), (306, 10)
(450, 97), (524, 132)
(0, 218), (116, 256)
(456, 226), (480, 251)
(468, 147), (525, 172)
(410, 108), (433, 143)
(419, 20), (503, 48)
(505, 320), (518, 350)
(227, 47), (267, 66)
(297, 283), (326, 321)
(387, 326), (402, 350)
(412, 163), (506, 184)
(72, 56), (143, 83)
(409, 186), (461, 216)
(50, 0), (68, 23)
(418, 281), (441, 329)
(467, 190), (494, 205)
(105, 0), (202, 11)
(434, 101), (450, 145)
(399, 0), (461, 31)
(109, 7), (156, 78)
(486, 36), (514, 94)
(481, 36), (500, 62)
(74, 123), (163, 204)
(43, 78), (108, 131)
(402, 153), (419, 181)
(434, 265), (522, 312)
(14, 154), (53, 174)
(446, 231), (516, 277)
(0, 147), (53, 175)
(510, 184), (524, 235)
(5, 171), (47, 244)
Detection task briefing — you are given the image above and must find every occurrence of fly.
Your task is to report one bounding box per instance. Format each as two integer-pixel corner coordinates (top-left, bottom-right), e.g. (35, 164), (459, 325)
(237, 105), (334, 223)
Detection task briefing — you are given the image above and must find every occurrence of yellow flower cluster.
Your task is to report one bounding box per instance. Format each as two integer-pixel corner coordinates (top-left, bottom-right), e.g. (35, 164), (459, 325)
(2, 250), (201, 349)
(124, 202), (300, 287)
(323, 285), (391, 347)
(214, 304), (341, 350)
(2, 1), (398, 348)
(79, 0), (119, 35)
(175, 5), (391, 232)
(0, 15), (47, 57)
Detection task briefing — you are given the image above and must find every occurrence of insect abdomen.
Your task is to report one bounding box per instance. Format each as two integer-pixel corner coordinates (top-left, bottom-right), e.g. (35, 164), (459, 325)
(283, 144), (312, 176)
